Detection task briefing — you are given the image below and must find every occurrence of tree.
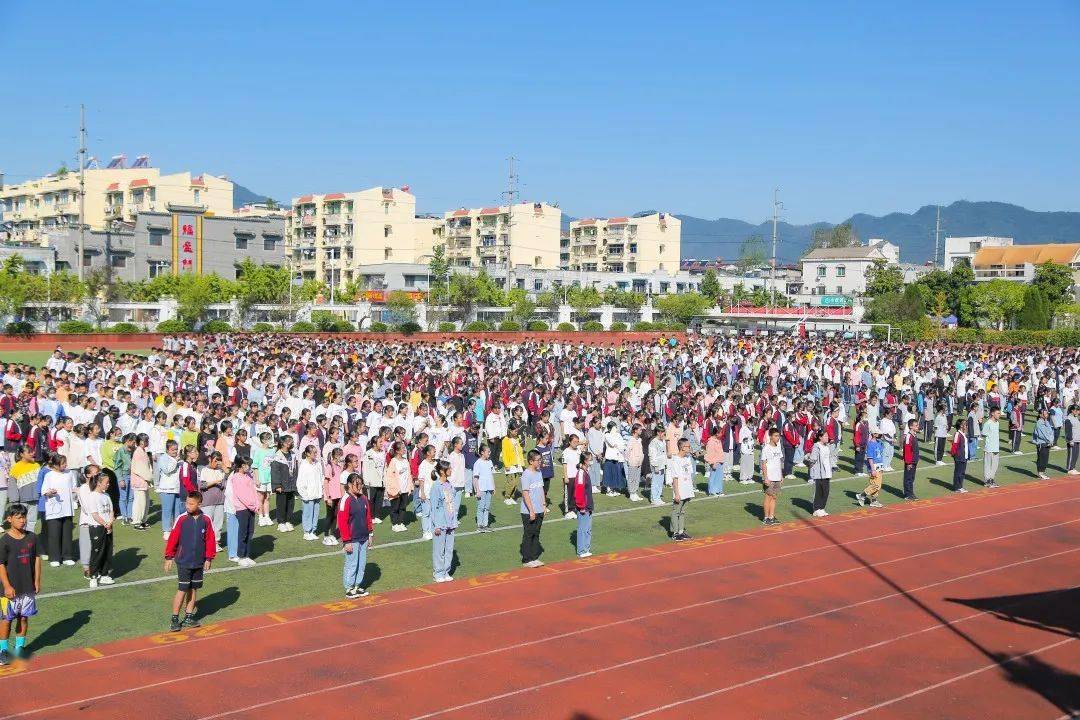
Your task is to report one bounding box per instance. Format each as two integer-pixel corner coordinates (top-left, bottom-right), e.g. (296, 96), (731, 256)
(1017, 285), (1050, 330)
(506, 288), (536, 325)
(864, 261), (904, 297)
(1032, 262), (1074, 314)
(293, 279), (326, 303)
(566, 285), (602, 324)
(602, 287), (646, 310)
(965, 279), (1026, 330)
(264, 198), (278, 210)
(655, 292), (712, 325)
(736, 235), (767, 271)
(384, 290), (419, 326)
(235, 259), (289, 322)
(427, 245), (450, 303)
(808, 222), (858, 252)
(700, 270), (722, 302)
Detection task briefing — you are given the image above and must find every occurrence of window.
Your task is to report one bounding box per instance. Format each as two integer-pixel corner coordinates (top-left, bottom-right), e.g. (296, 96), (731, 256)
(193, 190), (201, 204)
(837, 286), (843, 294)
(816, 285), (825, 295)
(384, 225), (392, 237)
(534, 255), (541, 267)
(384, 248), (393, 260)
(235, 237), (248, 250)
(149, 231), (164, 247)
(110, 255), (127, 268)
(534, 280), (543, 291)
(263, 238), (276, 251)
(816, 266), (827, 277)
(836, 265), (846, 277)
(148, 262), (166, 279)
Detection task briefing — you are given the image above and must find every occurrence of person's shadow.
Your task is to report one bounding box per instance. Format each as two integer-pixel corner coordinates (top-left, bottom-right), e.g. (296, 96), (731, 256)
(791, 497), (814, 514)
(744, 502), (763, 520)
(111, 547), (147, 578)
(249, 534), (276, 559)
(27, 609), (92, 655)
(197, 586), (240, 616)
(658, 516), (672, 536)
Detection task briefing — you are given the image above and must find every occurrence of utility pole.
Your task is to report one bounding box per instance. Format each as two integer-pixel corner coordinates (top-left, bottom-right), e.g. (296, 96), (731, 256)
(933, 205), (942, 267)
(502, 156), (518, 293)
(770, 187), (782, 309)
(78, 103), (87, 281)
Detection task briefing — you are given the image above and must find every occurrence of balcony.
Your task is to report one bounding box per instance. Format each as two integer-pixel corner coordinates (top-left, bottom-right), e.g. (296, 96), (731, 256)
(606, 244), (624, 256)
(323, 213), (342, 226)
(300, 215), (317, 227)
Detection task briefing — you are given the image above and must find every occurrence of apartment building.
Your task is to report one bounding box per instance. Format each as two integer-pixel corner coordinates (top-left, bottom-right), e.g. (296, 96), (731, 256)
(800, 240), (900, 298)
(567, 212), (681, 273)
(0, 168), (233, 243)
(441, 202), (561, 270)
(943, 236), (1013, 270)
(972, 243), (1080, 284)
(287, 186), (435, 286)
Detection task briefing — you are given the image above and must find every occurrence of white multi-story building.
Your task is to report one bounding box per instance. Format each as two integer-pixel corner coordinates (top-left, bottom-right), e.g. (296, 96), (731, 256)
(1, 167), (233, 244)
(800, 240), (900, 299)
(441, 202), (561, 270)
(287, 186), (436, 287)
(972, 243), (1080, 283)
(567, 212), (681, 273)
(943, 236), (1012, 270)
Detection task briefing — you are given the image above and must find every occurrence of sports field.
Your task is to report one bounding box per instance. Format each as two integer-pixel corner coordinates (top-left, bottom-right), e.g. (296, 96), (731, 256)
(1, 473), (1076, 719)
(0, 349), (151, 368)
(4, 424), (1073, 659)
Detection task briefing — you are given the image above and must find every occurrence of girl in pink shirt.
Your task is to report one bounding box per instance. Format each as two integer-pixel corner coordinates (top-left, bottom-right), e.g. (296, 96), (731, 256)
(322, 447), (344, 546)
(229, 458), (259, 567)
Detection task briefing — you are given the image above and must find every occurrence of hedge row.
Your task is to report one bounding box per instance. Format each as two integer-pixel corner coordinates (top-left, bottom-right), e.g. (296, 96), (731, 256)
(939, 328), (1080, 347)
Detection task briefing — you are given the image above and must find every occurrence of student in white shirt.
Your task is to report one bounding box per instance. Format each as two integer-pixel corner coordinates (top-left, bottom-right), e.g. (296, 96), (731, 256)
(561, 435), (582, 519)
(86, 471), (115, 587)
(667, 438), (695, 542)
(41, 454), (77, 566)
(472, 444), (496, 531)
(760, 427), (784, 525)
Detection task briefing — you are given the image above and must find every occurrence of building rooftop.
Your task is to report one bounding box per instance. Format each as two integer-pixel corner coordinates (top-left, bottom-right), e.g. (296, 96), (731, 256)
(973, 243), (1080, 266)
(802, 244), (891, 261)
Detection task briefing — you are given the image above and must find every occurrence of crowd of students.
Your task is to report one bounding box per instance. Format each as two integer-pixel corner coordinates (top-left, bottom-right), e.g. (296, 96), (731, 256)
(1, 333), (1079, 660)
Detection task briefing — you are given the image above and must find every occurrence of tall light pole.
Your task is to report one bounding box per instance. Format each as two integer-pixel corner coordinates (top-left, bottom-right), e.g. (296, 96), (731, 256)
(770, 187), (782, 310)
(501, 156), (518, 292)
(77, 104), (87, 281)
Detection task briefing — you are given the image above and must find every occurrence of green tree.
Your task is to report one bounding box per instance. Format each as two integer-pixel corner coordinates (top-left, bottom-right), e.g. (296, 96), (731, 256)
(1017, 285), (1050, 330)
(736, 234), (767, 271)
(1032, 262), (1074, 314)
(808, 222), (858, 251)
(506, 288), (536, 325)
(427, 245), (450, 303)
(293, 279), (326, 303)
(385, 290), (419, 326)
(700, 269), (722, 301)
(965, 279), (1026, 330)
(566, 285), (602, 323)
(264, 198), (278, 210)
(864, 261), (904, 297)
(655, 292), (712, 325)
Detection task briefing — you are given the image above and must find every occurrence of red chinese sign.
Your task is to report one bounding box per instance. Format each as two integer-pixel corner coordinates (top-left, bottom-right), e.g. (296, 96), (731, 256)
(174, 214), (199, 274)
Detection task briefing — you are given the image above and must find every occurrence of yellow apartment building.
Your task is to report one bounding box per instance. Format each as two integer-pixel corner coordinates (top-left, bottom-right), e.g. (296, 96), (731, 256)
(440, 202), (561, 270)
(567, 212), (681, 273)
(0, 168), (233, 243)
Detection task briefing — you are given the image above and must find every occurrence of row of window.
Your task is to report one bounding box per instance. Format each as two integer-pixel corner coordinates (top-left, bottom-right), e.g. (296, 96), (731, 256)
(814, 265), (847, 277)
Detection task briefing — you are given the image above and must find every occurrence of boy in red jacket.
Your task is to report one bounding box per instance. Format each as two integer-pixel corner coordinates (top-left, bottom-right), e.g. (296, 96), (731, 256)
(164, 491), (216, 632)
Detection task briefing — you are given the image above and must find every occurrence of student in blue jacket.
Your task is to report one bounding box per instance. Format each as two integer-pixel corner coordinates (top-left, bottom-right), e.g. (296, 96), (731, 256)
(430, 461), (458, 583)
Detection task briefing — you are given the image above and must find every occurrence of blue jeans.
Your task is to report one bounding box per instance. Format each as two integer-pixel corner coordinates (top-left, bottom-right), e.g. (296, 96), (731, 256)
(576, 511), (592, 555)
(118, 475), (133, 519)
(160, 492), (182, 532)
(707, 463), (725, 495)
(882, 443), (895, 469)
(432, 528), (455, 579)
(650, 472), (665, 502)
(342, 538), (369, 590)
(452, 488), (464, 520)
(476, 490), (493, 528)
(414, 496), (432, 536)
(301, 499), (320, 533)
(226, 512), (239, 559)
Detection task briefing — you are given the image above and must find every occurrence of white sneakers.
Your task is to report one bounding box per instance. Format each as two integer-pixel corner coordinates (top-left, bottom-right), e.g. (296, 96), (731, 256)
(523, 559), (545, 568)
(257, 516), (273, 527)
(422, 532), (434, 541)
(392, 524), (407, 532)
(302, 532), (319, 541)
(578, 551), (593, 558)
(629, 494), (642, 502)
(564, 511), (577, 519)
(651, 499), (665, 506)
(371, 517), (383, 524)
(434, 575), (455, 583)
(89, 577), (99, 588)
(239, 558), (257, 568)
(98, 575), (114, 585)
(163, 531), (171, 540)
(503, 498), (516, 506)
(322, 536), (339, 546)
(812, 509), (829, 517)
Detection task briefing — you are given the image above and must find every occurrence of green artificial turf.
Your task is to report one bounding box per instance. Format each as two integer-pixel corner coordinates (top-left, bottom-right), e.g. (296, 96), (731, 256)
(0, 349), (151, 368)
(18, 421), (1069, 656)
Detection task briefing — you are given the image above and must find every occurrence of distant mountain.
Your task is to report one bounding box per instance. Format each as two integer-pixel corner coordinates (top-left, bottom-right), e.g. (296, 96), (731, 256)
(673, 201), (1080, 264)
(232, 183), (273, 208)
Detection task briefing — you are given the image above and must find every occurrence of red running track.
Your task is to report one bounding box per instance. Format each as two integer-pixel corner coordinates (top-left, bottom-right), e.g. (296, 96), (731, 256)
(0, 477), (1077, 720)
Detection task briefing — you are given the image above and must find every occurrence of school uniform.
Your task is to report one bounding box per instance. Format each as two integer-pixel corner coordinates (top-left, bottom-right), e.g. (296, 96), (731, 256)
(337, 493), (372, 591)
(431, 481), (458, 581)
(901, 431), (919, 499)
(571, 468), (594, 556)
(950, 430), (969, 491)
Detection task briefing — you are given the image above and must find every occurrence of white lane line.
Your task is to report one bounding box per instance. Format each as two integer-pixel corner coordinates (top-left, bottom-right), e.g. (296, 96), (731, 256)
(9, 492), (1069, 685)
(830, 638), (1078, 720)
(36, 449), (1053, 600)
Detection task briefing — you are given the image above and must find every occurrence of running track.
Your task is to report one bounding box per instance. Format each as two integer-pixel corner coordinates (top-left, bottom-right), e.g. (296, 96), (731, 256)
(1, 477), (1077, 720)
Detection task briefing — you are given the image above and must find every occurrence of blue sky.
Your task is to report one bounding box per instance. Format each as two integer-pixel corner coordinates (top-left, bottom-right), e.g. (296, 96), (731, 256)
(2, 1), (1078, 224)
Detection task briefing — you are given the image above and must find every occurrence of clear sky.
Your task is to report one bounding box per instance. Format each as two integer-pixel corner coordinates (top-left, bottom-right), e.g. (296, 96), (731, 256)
(2, 1), (1077, 224)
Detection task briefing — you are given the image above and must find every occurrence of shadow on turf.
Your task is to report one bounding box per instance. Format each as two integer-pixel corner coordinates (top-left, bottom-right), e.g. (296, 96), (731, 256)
(111, 547), (147, 579)
(250, 534), (276, 559)
(198, 586), (241, 616)
(797, 510), (1079, 717)
(28, 609), (92, 655)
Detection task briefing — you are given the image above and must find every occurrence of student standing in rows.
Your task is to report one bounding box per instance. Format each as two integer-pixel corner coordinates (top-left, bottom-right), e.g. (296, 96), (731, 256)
(933, 402), (949, 465)
(737, 419), (755, 483)
(648, 430), (667, 505)
(534, 432), (555, 508)
(362, 437), (385, 525)
(806, 429), (833, 517)
(1032, 409), (1055, 480)
(519, 450), (546, 567)
(40, 454), (76, 566)
(113, 434), (134, 524)
(704, 430), (725, 497)
(199, 452), (227, 551)
(384, 441), (412, 532)
(760, 427), (783, 525)
(0, 504), (40, 665)
(130, 433), (153, 531)
(297, 444), (324, 540)
(571, 451), (594, 558)
(337, 473), (372, 598)
(472, 444), (495, 532)
(155, 440), (182, 540)
(501, 422), (525, 506)
(668, 438), (695, 541)
(982, 407), (1002, 488)
(252, 432), (275, 527)
(561, 434), (582, 518)
(86, 473), (115, 587)
(901, 418), (920, 500)
(950, 419), (970, 493)
(625, 424), (644, 502)
(430, 460), (457, 582)
(164, 491), (216, 632)
(229, 458), (259, 567)
(1065, 405), (1080, 475)
(857, 430), (885, 508)
(448, 436), (467, 517)
(322, 447), (344, 546)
